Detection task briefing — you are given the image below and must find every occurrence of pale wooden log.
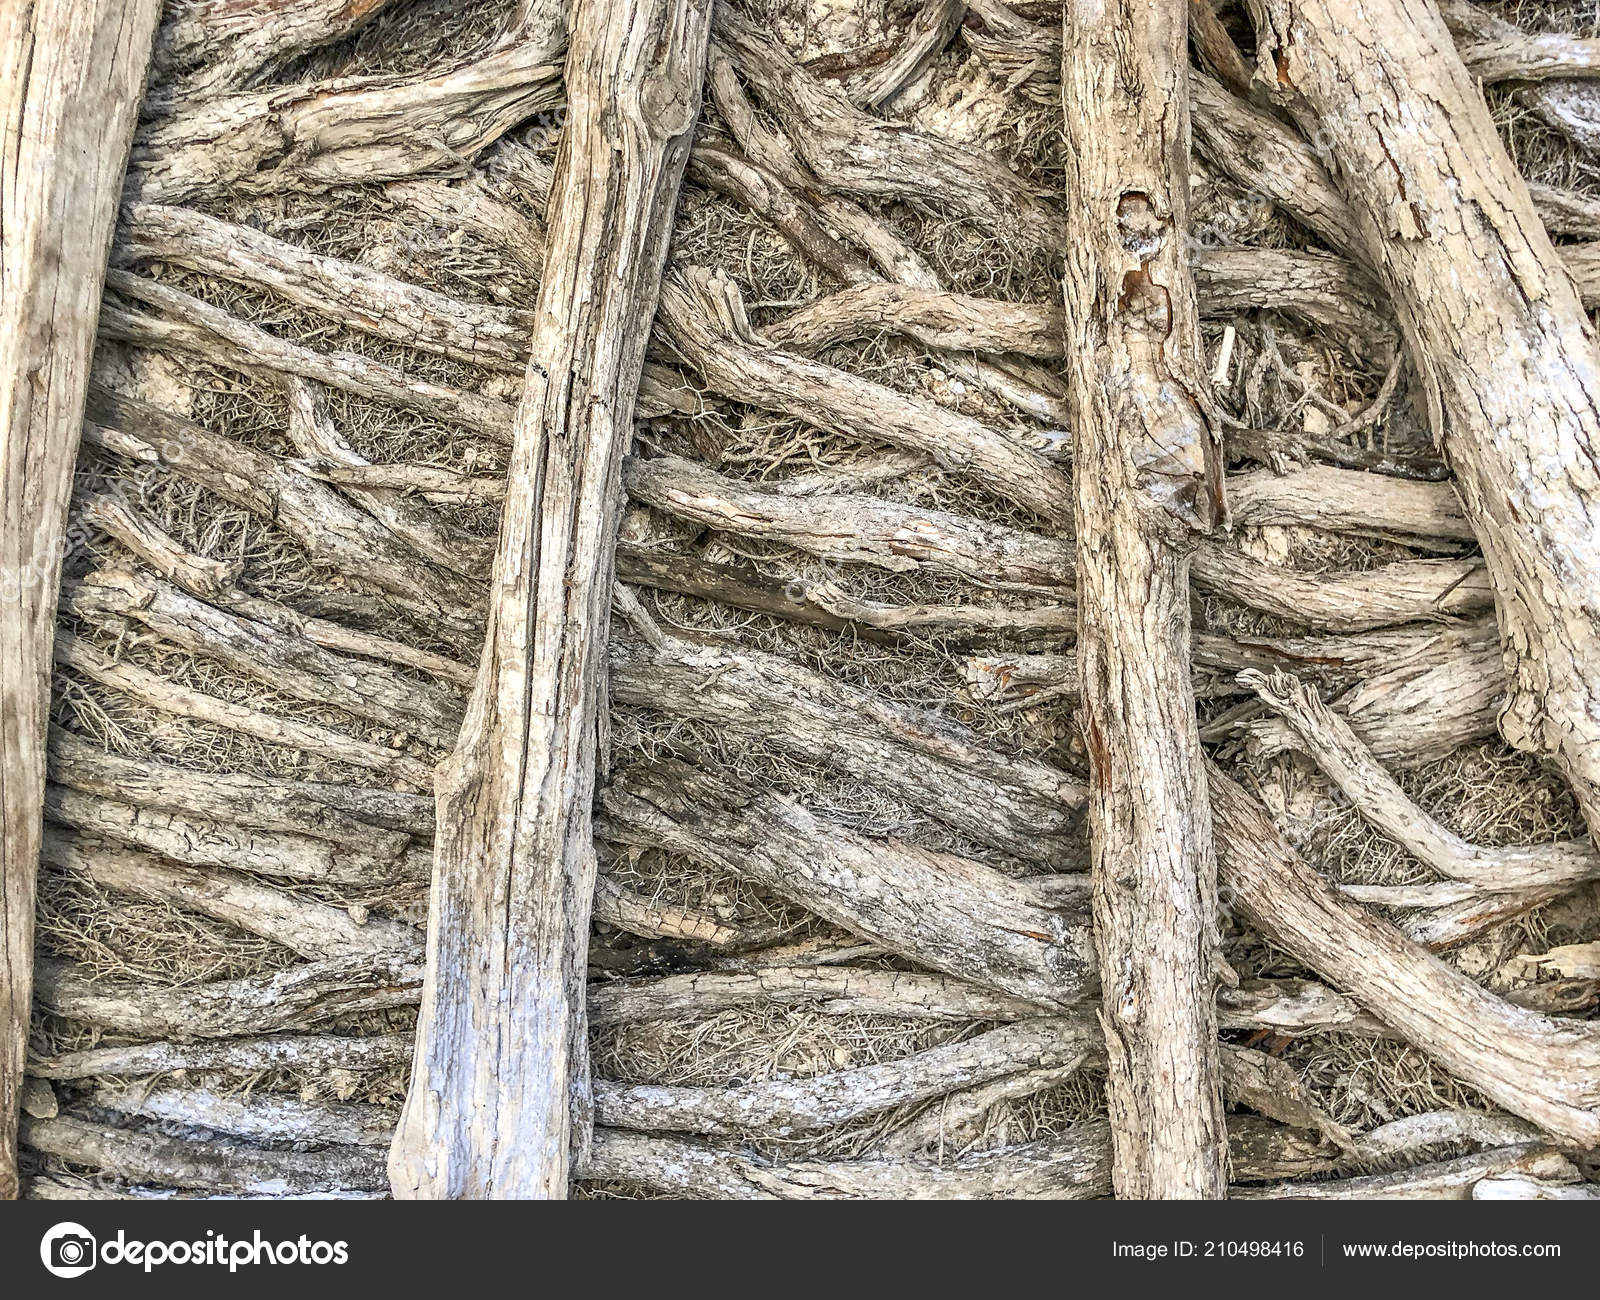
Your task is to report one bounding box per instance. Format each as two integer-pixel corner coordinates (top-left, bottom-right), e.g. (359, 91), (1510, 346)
(593, 1016), (1095, 1138)
(282, 378), (494, 580)
(626, 455), (1074, 589)
(128, 22), (567, 203)
(1475, 1175), (1600, 1200)
(581, 1124), (1112, 1199)
(31, 1032), (412, 1082)
(1217, 979), (1388, 1038)
(609, 635), (1084, 864)
(83, 385), (481, 634)
(117, 203), (532, 372)
(294, 459), (508, 507)
(48, 729), (433, 846)
(876, 1063), (1090, 1158)
(85, 1086), (395, 1147)
(1251, 0), (1600, 842)
(44, 830), (421, 962)
(1352, 1109), (1543, 1161)
(629, 452), (1487, 631)
(63, 567), (464, 748)
(616, 543), (1077, 646)
(1226, 466), (1470, 541)
(82, 493), (478, 687)
(845, 0), (964, 108)
(392, 0), (713, 1202)
(1441, 0), (1600, 156)
(151, 0), (400, 104)
(1191, 248), (1392, 349)
(103, 272), (517, 443)
(33, 954), (421, 1040)
(1529, 182), (1600, 237)
(598, 760), (1096, 1008)
(22, 1115), (388, 1194)
(0, 0), (162, 1201)
(53, 628), (438, 788)
(1245, 670), (1600, 893)
(1209, 763), (1600, 1147)
(1236, 1145), (1579, 1201)
(1189, 546), (1491, 632)
(43, 785), (412, 886)
(655, 268), (1074, 525)
(1060, 0), (1225, 1200)
(25, 1176), (381, 1200)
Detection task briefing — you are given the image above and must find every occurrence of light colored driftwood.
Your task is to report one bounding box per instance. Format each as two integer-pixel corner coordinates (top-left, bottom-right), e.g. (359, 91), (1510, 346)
(151, 0), (400, 104)
(64, 566), (464, 748)
(1246, 670), (1600, 893)
(1253, 0), (1600, 843)
(84, 385), (481, 634)
(616, 543), (1077, 646)
(33, 954), (421, 1040)
(593, 1016), (1095, 1138)
(48, 729), (433, 845)
(1474, 1175), (1600, 1200)
(393, 0), (712, 1202)
(598, 760), (1096, 1007)
(85, 1085), (395, 1147)
(103, 271), (518, 443)
(655, 268), (1074, 525)
(611, 635), (1083, 863)
(128, 19), (567, 203)
(581, 1124), (1112, 1199)
(1236, 1145), (1579, 1201)
(31, 1031), (412, 1082)
(43, 785), (413, 886)
(0, 0), (162, 1201)
(54, 628), (437, 787)
(1226, 466), (1470, 541)
(1060, 0), (1225, 1200)
(22, 1115), (387, 1194)
(45, 830), (421, 962)
(1209, 764), (1600, 1147)
(83, 493), (478, 687)
(1441, 0), (1600, 156)
(626, 455), (1073, 588)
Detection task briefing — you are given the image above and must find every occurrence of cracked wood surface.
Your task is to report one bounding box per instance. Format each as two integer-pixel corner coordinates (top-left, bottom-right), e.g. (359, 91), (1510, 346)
(1060, 0), (1226, 1198)
(0, 0), (161, 1201)
(390, 0), (712, 1200)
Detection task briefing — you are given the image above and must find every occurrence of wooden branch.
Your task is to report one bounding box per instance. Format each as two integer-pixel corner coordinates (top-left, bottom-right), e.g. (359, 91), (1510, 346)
(43, 830), (421, 962)
(592, 1016), (1095, 1138)
(393, 0), (713, 1201)
(22, 1115), (387, 1195)
(31, 1032), (410, 1081)
(151, 0), (401, 104)
(53, 628), (437, 788)
(1209, 764), (1600, 1147)
(598, 759), (1095, 1007)
(654, 268), (1075, 525)
(1236, 1145), (1578, 1201)
(1246, 670), (1600, 893)
(625, 455), (1074, 590)
(1251, 0), (1600, 841)
(0, 0), (162, 1200)
(610, 635), (1084, 864)
(128, 18), (567, 203)
(49, 728), (433, 845)
(33, 953), (421, 1040)
(1060, 0), (1225, 1199)
(84, 385), (481, 635)
(85, 1085), (394, 1148)
(1226, 466), (1470, 541)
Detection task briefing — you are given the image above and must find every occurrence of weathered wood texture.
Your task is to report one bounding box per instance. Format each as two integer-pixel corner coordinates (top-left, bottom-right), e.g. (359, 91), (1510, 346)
(1059, 0), (1226, 1198)
(1251, 0), (1600, 843)
(0, 0), (161, 1202)
(390, 0), (712, 1200)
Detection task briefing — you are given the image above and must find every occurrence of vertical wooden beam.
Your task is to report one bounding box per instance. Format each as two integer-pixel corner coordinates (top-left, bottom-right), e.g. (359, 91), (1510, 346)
(1059, 0), (1229, 1197)
(389, 0), (712, 1198)
(0, 0), (162, 1200)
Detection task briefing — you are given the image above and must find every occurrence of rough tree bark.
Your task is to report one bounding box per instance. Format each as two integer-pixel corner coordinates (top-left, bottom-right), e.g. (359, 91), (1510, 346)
(1249, 0), (1600, 843)
(0, 0), (161, 1201)
(1059, 0), (1227, 1198)
(389, 0), (712, 1200)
